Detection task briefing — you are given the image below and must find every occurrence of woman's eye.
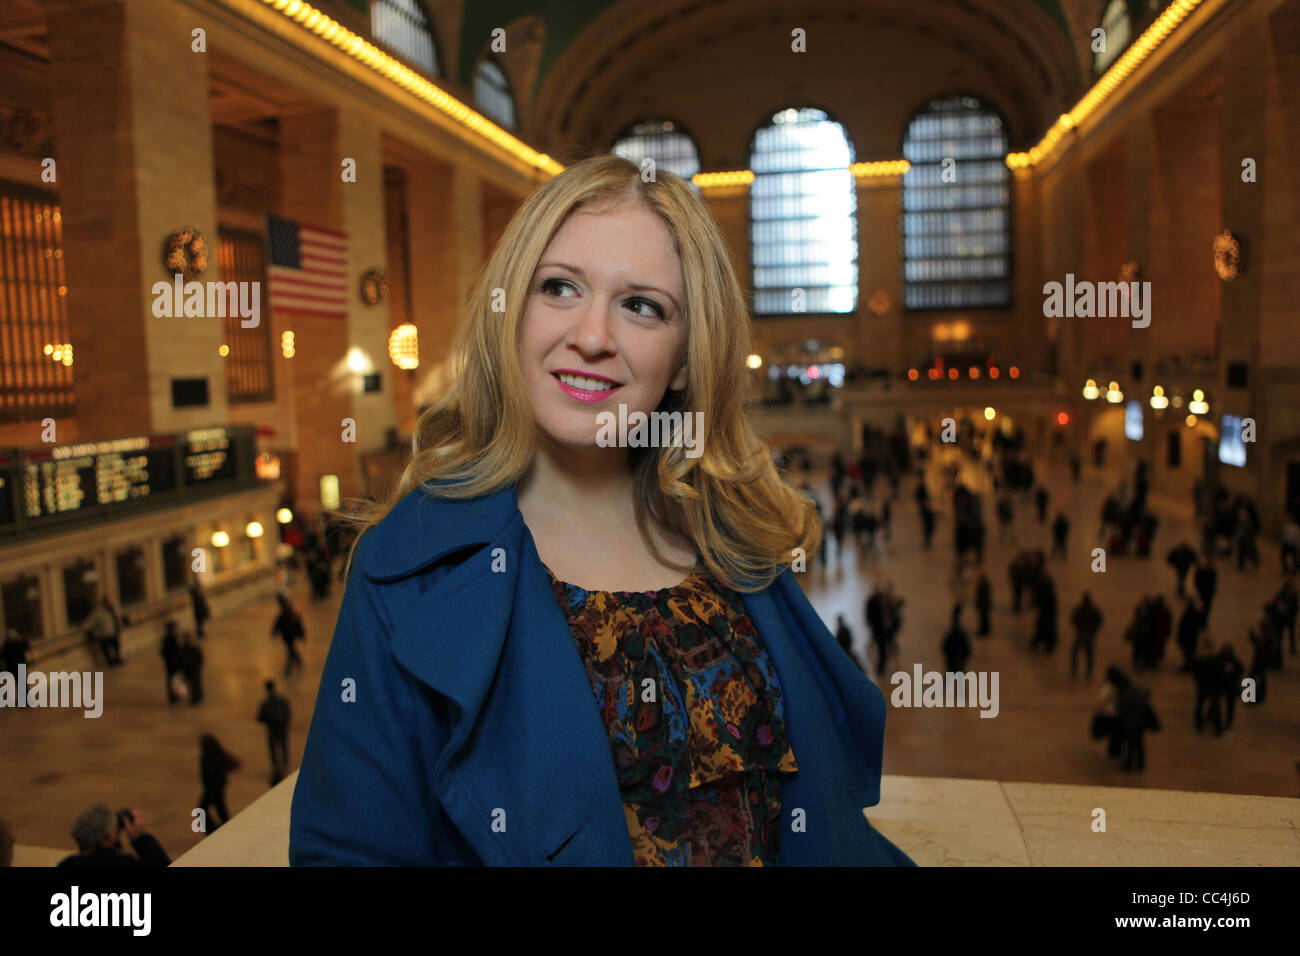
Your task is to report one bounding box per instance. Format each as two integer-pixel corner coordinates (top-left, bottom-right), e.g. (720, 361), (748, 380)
(627, 298), (666, 319)
(539, 277), (576, 297)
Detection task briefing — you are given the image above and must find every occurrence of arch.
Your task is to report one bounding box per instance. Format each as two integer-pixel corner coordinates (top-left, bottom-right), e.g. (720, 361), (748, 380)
(474, 56), (517, 130)
(610, 119), (701, 182)
(1094, 0), (1133, 75)
(371, 0), (441, 76)
(900, 94), (1011, 311)
(748, 106), (857, 317)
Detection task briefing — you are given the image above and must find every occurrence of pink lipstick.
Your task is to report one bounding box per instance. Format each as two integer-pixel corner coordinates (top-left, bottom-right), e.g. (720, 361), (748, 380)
(551, 369), (624, 403)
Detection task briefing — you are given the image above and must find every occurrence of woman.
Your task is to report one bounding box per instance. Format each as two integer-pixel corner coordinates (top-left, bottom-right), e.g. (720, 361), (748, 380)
(290, 154), (912, 867)
(198, 735), (240, 832)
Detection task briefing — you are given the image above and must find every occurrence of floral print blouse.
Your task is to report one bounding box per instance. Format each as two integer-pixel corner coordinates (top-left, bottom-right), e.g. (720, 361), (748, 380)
(545, 562), (799, 866)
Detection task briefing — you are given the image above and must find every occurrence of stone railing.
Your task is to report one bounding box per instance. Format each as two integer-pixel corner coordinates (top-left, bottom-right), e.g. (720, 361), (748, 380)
(130, 772), (1300, 866)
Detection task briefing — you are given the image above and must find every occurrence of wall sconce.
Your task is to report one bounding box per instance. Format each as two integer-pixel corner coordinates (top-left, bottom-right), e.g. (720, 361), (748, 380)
(388, 324), (419, 370)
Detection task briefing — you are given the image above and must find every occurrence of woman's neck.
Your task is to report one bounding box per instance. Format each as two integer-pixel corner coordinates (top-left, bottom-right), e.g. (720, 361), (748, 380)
(517, 432), (636, 523)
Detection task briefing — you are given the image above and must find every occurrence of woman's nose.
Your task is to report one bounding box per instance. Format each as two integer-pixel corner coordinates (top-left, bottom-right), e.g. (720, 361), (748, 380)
(567, 298), (616, 356)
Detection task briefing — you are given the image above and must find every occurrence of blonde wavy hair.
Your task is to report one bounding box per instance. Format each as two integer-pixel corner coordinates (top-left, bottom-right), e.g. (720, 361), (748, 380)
(341, 153), (819, 592)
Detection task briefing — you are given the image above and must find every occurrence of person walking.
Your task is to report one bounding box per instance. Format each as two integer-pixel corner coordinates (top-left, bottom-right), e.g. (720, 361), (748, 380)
(179, 632), (204, 705)
(1034, 486), (1049, 524)
(1166, 543), (1197, 597)
(272, 594), (306, 677)
(1216, 643), (1245, 732)
(941, 604), (971, 673)
(83, 597), (124, 667)
(160, 620), (183, 704)
(1116, 681), (1160, 772)
(257, 679), (293, 785)
(1029, 572), (1058, 653)
(1069, 592), (1103, 679)
(190, 577), (210, 639)
(1194, 558), (1218, 620)
(865, 586), (889, 676)
(197, 735), (241, 832)
(1050, 512), (1070, 560)
(1175, 597), (1204, 672)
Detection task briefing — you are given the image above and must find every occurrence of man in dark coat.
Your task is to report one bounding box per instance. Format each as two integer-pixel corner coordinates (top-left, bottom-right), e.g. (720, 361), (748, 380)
(1175, 597), (1204, 672)
(1167, 543), (1197, 597)
(1030, 573), (1058, 653)
(1217, 644), (1245, 732)
(190, 578), (210, 638)
(257, 679), (293, 784)
(179, 632), (204, 705)
(1051, 512), (1070, 559)
(1192, 645), (1224, 734)
(1069, 592), (1103, 679)
(160, 620), (183, 704)
(866, 589), (888, 675)
(1116, 683), (1160, 772)
(1194, 559), (1218, 620)
(942, 605), (971, 673)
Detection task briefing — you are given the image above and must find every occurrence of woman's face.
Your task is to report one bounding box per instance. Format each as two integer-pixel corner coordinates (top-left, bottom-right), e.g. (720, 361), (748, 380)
(518, 198), (688, 451)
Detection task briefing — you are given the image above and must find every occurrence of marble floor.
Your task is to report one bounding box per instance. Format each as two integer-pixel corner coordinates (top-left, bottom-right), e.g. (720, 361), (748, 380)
(2, 449), (1297, 861)
(800, 449), (1300, 801)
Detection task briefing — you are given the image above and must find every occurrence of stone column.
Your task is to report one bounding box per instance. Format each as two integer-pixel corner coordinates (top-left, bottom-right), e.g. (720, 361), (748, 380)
(46, 0), (226, 439)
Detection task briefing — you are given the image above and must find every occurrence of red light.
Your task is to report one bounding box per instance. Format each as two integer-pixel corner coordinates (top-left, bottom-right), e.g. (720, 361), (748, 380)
(1009, 366), (1020, 379)
(928, 368), (940, 380)
(948, 367), (959, 380)
(1057, 411), (1070, 426)
(969, 367), (980, 379)
(988, 367), (1000, 379)
(908, 368), (919, 381)
(808, 366), (819, 379)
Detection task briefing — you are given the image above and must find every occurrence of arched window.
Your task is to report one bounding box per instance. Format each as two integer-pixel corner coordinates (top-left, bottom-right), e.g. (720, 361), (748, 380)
(749, 107), (857, 316)
(474, 58), (517, 129)
(610, 120), (700, 182)
(1094, 0), (1132, 74)
(901, 95), (1010, 311)
(372, 0), (439, 76)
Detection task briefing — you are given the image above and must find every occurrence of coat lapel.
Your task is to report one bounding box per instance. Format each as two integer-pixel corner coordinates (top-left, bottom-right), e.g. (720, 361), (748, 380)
(373, 483), (634, 865)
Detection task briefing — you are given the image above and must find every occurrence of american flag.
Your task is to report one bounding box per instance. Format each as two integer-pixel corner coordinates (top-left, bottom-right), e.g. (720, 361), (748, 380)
(266, 214), (348, 317)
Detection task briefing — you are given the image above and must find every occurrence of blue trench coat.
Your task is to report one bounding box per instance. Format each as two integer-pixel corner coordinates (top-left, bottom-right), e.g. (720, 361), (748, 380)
(289, 481), (914, 866)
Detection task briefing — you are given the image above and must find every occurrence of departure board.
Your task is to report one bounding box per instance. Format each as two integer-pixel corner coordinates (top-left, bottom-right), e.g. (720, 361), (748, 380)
(184, 427), (236, 484)
(0, 426), (255, 537)
(19, 436), (178, 520)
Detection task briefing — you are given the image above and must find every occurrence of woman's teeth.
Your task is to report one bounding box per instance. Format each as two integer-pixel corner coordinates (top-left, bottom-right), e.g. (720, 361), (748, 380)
(557, 373), (617, 391)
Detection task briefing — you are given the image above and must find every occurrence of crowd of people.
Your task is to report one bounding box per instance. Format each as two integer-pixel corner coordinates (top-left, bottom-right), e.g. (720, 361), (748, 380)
(806, 428), (1295, 780)
(0, 514), (341, 866)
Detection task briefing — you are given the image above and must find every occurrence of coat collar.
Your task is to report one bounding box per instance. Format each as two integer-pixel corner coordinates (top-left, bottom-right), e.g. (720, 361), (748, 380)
(361, 479), (520, 582)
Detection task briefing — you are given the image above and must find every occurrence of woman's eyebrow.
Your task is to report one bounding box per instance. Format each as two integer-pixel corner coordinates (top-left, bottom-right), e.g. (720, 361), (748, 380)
(538, 261), (680, 312)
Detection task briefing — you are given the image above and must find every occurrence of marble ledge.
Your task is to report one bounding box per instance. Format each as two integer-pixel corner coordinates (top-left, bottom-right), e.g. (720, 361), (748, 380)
(16, 773), (1299, 867)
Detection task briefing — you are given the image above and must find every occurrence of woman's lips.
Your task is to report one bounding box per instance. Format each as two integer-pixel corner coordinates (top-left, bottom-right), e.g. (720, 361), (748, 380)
(552, 372), (624, 403)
